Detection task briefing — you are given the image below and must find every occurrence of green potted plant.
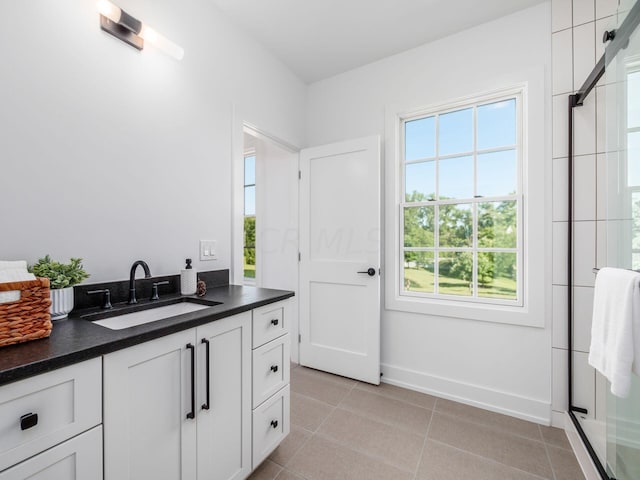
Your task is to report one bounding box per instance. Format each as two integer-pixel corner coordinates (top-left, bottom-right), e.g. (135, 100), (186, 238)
(29, 255), (90, 320)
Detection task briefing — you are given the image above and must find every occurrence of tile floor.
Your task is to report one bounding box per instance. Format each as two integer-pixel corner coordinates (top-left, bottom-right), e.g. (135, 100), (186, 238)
(249, 363), (586, 480)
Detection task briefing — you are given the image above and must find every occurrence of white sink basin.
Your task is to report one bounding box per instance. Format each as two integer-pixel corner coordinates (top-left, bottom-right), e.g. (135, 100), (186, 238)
(93, 302), (210, 330)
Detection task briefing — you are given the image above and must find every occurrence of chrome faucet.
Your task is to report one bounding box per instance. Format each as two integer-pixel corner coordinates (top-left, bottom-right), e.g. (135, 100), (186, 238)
(128, 260), (151, 304)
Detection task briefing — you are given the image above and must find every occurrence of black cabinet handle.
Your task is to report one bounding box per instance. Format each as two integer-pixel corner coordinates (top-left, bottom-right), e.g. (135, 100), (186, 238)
(270, 420), (278, 429)
(270, 365), (279, 373)
(270, 318), (279, 326)
(202, 338), (210, 411)
(186, 343), (195, 420)
(357, 268), (376, 277)
(20, 412), (38, 430)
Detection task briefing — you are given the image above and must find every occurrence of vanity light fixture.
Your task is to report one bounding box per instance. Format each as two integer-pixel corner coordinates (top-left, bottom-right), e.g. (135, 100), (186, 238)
(96, 0), (184, 60)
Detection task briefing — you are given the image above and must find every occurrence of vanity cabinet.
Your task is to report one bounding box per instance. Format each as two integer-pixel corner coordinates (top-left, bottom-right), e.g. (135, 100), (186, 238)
(0, 358), (102, 480)
(103, 312), (252, 480)
(251, 301), (291, 468)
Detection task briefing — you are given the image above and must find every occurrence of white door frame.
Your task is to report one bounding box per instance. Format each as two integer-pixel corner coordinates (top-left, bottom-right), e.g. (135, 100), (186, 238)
(231, 106), (301, 363)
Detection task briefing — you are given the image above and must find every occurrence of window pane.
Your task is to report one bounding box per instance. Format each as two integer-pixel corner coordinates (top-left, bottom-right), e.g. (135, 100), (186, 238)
(244, 155), (256, 185)
(478, 201), (517, 248)
(632, 191), (640, 257)
(628, 71), (640, 129)
(439, 108), (473, 156)
(439, 155), (473, 199)
(244, 186), (255, 215)
(477, 99), (516, 150)
(438, 251), (473, 296)
(477, 150), (517, 197)
(477, 252), (517, 300)
(243, 216), (256, 279)
(628, 132), (640, 187)
(405, 117), (435, 161)
(405, 161), (435, 201)
(403, 251), (434, 293)
(404, 206), (434, 247)
(439, 203), (473, 247)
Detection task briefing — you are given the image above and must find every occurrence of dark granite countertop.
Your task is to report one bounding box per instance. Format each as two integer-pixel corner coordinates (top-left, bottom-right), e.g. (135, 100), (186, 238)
(0, 285), (294, 387)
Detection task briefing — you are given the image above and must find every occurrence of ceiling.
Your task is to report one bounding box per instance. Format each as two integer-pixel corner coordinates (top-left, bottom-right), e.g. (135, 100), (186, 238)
(210, 0), (545, 84)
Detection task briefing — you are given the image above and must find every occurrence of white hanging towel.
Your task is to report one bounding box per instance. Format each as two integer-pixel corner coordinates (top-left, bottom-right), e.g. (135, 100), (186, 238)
(588, 267), (640, 398)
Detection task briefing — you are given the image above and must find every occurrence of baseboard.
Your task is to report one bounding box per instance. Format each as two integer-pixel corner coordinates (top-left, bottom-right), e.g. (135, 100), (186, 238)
(551, 410), (566, 428)
(381, 363), (551, 425)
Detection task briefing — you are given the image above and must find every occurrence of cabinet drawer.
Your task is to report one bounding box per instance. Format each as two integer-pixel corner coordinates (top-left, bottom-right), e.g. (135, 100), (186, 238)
(252, 302), (286, 348)
(0, 426), (103, 480)
(252, 385), (290, 468)
(0, 358), (102, 472)
(252, 335), (290, 408)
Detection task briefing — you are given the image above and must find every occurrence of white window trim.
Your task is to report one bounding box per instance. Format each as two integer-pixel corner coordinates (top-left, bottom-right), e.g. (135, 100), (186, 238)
(385, 82), (547, 327)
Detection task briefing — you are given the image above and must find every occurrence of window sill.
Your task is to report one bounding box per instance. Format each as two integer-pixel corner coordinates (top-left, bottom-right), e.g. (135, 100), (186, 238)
(385, 292), (544, 328)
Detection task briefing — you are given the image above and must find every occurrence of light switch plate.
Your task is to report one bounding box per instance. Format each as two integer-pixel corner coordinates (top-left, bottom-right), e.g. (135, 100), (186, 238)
(200, 240), (217, 261)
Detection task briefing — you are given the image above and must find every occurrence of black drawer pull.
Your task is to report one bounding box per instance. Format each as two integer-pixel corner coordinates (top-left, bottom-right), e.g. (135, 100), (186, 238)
(270, 365), (279, 373)
(202, 338), (211, 411)
(270, 420), (278, 429)
(186, 343), (196, 420)
(20, 413), (38, 430)
(270, 318), (279, 326)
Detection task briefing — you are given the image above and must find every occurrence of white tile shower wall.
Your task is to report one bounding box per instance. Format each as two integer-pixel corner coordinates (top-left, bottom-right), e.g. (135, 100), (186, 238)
(574, 0), (596, 26)
(573, 22), (596, 91)
(573, 351), (596, 415)
(553, 285), (569, 348)
(554, 0), (573, 31)
(574, 221), (597, 286)
(573, 154), (597, 221)
(596, 0), (618, 18)
(573, 93), (597, 155)
(573, 286), (595, 352)
(553, 29), (574, 95)
(553, 157), (569, 221)
(551, 0), (615, 424)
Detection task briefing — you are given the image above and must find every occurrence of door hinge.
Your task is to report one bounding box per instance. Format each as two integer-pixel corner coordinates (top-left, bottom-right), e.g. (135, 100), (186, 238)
(298, 252), (301, 262)
(298, 170), (301, 180)
(298, 334), (301, 343)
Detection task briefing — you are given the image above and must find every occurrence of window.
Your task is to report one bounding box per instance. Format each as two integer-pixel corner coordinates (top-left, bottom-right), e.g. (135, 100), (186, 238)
(400, 92), (522, 305)
(243, 153), (256, 282)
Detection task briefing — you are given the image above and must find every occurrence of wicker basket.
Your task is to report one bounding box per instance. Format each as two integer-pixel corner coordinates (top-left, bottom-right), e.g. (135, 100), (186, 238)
(0, 278), (52, 347)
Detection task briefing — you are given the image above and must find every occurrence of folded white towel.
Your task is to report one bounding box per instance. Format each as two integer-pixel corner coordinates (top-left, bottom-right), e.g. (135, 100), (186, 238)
(0, 266), (36, 304)
(0, 260), (27, 271)
(588, 267), (640, 398)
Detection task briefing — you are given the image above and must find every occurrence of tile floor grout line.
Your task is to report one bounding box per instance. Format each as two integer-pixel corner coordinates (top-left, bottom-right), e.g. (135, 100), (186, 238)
(431, 407), (550, 446)
(425, 417), (556, 479)
(411, 397), (437, 480)
(310, 429), (422, 476)
(426, 437), (553, 480)
(540, 424), (561, 480)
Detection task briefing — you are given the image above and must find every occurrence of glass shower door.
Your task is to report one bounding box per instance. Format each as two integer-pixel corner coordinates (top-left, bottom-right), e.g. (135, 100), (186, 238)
(604, 0), (640, 477)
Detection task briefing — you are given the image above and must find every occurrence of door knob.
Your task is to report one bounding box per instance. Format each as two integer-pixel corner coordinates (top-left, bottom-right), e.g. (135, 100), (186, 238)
(357, 268), (376, 277)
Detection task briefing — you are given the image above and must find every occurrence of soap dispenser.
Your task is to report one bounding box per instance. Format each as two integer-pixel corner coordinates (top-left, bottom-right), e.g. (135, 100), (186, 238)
(180, 258), (197, 295)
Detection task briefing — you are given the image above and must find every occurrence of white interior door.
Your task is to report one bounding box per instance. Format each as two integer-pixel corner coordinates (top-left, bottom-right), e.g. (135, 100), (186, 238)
(299, 135), (381, 385)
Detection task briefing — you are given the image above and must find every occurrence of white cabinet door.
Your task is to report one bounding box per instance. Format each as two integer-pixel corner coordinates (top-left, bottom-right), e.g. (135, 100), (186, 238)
(103, 329), (197, 480)
(0, 426), (102, 480)
(196, 312), (251, 480)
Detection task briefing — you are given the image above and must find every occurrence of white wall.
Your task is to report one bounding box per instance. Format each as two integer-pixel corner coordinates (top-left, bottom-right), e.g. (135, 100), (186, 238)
(306, 4), (554, 423)
(0, 0), (306, 282)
